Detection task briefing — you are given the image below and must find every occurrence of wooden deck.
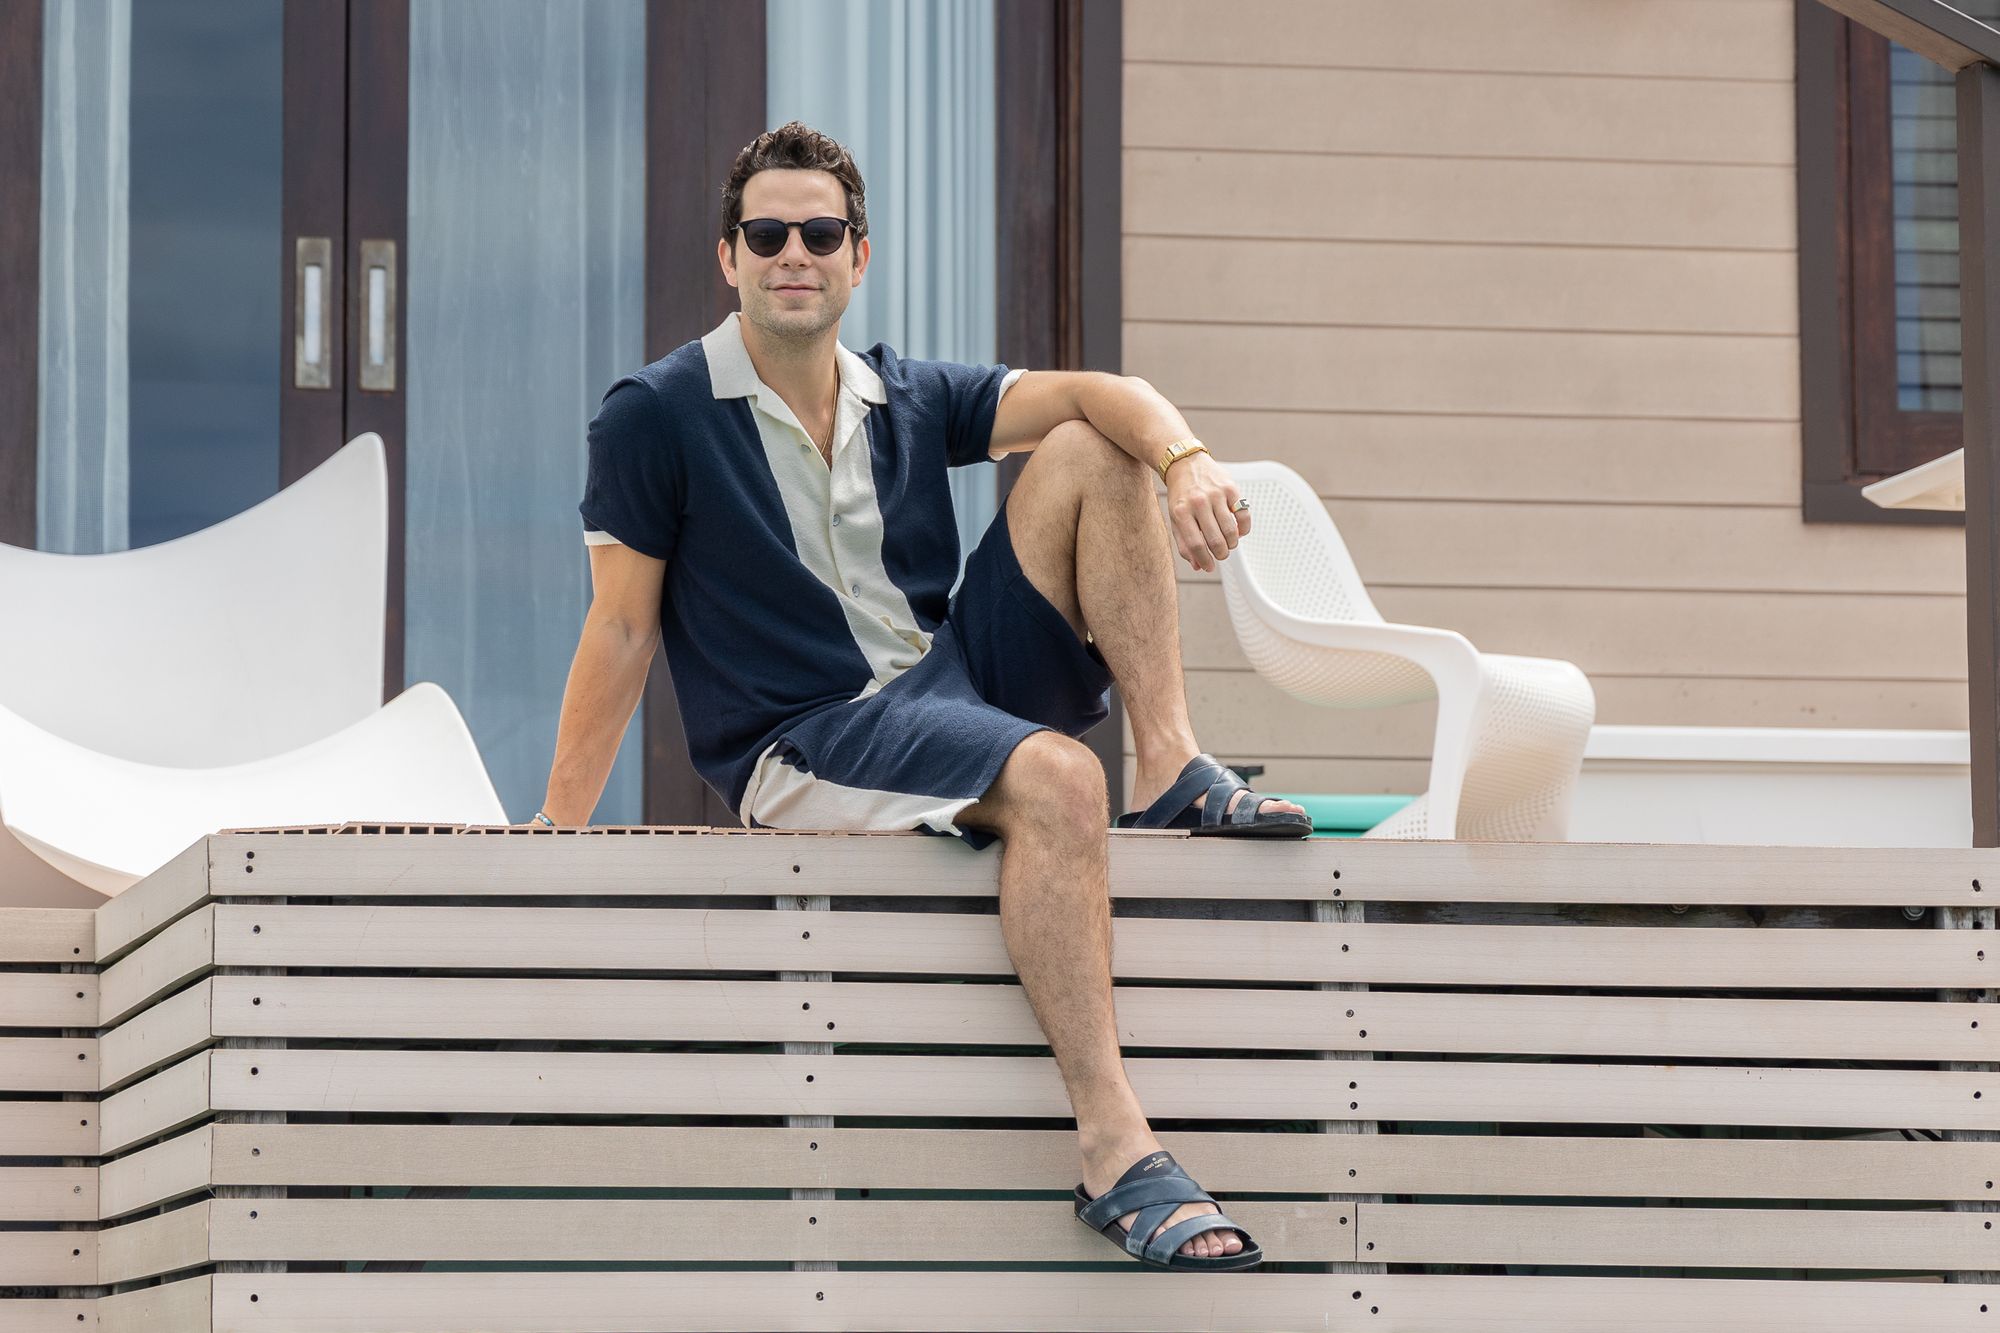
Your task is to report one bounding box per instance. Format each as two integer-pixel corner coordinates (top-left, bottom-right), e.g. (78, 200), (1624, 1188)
(4, 828), (2000, 1329)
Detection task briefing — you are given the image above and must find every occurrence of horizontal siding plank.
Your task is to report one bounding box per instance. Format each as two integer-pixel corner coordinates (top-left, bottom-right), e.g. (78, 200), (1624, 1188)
(208, 975), (2000, 1062)
(1177, 583), (1970, 679)
(1126, 149), (1798, 249)
(100, 1050), (208, 1157)
(0, 1036), (95, 1093)
(0, 970), (97, 1029)
(216, 834), (2000, 907)
(190, 1197), (1344, 1267)
(1127, 64), (1796, 165)
(99, 905), (214, 1028)
(0, 1229), (94, 1288)
(96, 1200), (211, 1287)
(212, 1123), (2000, 1201)
(1126, 321), (1800, 418)
(0, 1165), (95, 1223)
(0, 1098), (96, 1157)
(0, 908), (94, 963)
(1184, 669), (1972, 755)
(1179, 498), (1966, 595)
(100, 978), (215, 1093)
(195, 1271), (2000, 1333)
(1125, 0), (1795, 81)
(210, 1048), (2000, 1130)
(209, 905), (1998, 987)
(1183, 411), (1804, 505)
(1127, 237), (1798, 334)
(1358, 1200), (1990, 1270)
(98, 1125), (213, 1222)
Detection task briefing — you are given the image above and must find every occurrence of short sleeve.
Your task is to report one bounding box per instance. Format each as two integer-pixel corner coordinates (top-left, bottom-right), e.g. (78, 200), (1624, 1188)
(579, 377), (681, 562)
(889, 357), (1013, 469)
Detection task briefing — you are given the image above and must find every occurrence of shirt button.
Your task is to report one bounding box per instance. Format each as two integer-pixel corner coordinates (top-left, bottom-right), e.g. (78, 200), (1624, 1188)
(850, 583), (861, 596)
(831, 514), (841, 526)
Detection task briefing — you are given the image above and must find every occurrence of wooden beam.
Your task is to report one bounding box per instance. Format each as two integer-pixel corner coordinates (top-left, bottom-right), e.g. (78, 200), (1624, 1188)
(1817, 0), (2000, 71)
(1960, 58), (2000, 850)
(0, 0), (41, 548)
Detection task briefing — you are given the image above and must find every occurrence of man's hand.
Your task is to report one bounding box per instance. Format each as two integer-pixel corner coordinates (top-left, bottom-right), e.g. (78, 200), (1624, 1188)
(1164, 452), (1249, 573)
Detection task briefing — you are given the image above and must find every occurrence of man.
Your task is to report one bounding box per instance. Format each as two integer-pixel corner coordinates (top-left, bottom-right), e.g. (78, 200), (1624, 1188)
(539, 122), (1309, 1272)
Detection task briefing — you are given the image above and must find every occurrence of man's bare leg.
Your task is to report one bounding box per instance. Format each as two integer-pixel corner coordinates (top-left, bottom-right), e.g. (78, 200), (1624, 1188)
(959, 733), (1243, 1260)
(958, 420), (1304, 1261)
(1003, 419), (1306, 824)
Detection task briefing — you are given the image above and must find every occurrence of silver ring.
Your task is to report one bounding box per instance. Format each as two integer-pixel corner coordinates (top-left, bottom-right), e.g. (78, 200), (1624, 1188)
(1231, 498), (1250, 513)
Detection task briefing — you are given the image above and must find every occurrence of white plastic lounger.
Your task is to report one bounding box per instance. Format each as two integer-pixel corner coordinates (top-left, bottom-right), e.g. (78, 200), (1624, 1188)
(0, 683), (505, 897)
(0, 434), (387, 766)
(1218, 460), (1597, 841)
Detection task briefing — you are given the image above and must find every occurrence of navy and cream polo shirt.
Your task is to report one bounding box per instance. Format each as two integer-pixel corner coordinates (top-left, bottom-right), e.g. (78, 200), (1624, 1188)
(579, 312), (1025, 814)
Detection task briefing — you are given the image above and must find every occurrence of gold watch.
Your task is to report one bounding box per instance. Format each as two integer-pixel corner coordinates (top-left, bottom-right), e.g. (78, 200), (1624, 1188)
(1156, 437), (1208, 482)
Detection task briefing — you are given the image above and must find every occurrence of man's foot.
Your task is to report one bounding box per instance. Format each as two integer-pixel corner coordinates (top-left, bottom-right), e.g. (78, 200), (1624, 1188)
(1080, 1137), (1245, 1260)
(1127, 750), (1308, 827)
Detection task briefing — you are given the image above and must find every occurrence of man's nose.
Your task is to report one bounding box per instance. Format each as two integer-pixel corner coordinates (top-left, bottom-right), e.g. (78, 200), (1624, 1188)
(779, 228), (814, 264)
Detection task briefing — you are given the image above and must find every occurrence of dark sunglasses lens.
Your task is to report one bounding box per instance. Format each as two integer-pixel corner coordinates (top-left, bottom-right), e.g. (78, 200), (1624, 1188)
(741, 221), (788, 257)
(801, 218), (847, 255)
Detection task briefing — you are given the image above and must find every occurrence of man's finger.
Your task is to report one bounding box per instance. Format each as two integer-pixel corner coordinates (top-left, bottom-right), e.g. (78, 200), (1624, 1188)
(1192, 504), (1229, 564)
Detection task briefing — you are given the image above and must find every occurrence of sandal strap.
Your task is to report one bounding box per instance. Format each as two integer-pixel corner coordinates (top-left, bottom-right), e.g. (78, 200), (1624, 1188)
(1076, 1173), (1209, 1230)
(1128, 754), (1227, 830)
(1143, 1211), (1251, 1267)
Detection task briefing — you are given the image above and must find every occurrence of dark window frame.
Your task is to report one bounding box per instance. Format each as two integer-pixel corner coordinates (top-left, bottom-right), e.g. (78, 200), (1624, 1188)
(1798, 1), (1965, 525)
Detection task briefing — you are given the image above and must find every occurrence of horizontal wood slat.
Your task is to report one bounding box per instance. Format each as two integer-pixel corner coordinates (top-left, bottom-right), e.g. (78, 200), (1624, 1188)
(206, 1123), (2000, 1201)
(99, 904), (212, 1028)
(1125, 0), (1795, 81)
(0, 907), (94, 962)
(0, 1034), (95, 1091)
(204, 833), (2000, 906)
(0, 1165), (94, 1223)
(92, 841), (210, 965)
(0, 1227), (94, 1286)
(1177, 581), (1971, 681)
(199, 1270), (2000, 1331)
(0, 1097), (97, 1157)
(1126, 64), (1795, 165)
(187, 1047), (2000, 1131)
(113, 1197), (1341, 1274)
(98, 1124), (211, 1222)
(1134, 322), (1801, 419)
(1126, 149), (1798, 250)
(206, 974), (2000, 1062)
(1128, 236), (1801, 335)
(0, 969), (98, 1029)
(208, 904), (1999, 988)
(1357, 1200), (1993, 1270)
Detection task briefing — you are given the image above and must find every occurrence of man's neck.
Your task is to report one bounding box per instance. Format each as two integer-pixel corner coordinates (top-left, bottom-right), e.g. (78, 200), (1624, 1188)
(737, 312), (840, 425)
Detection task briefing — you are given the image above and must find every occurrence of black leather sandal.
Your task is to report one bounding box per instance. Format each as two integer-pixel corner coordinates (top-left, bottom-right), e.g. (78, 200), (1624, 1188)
(1073, 1150), (1264, 1272)
(1112, 752), (1313, 838)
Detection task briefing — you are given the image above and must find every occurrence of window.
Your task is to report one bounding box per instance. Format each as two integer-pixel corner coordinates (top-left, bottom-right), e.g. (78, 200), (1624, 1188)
(1796, 1), (2000, 524)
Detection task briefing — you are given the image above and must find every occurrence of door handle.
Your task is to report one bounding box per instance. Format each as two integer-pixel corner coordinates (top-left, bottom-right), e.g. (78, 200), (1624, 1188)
(293, 237), (332, 389)
(358, 238), (397, 392)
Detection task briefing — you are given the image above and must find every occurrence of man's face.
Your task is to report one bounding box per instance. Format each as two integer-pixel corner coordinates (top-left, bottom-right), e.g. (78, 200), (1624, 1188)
(719, 168), (870, 343)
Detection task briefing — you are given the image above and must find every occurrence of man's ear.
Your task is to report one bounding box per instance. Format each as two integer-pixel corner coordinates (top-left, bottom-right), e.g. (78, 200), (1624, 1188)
(850, 235), (870, 287)
(718, 235), (739, 288)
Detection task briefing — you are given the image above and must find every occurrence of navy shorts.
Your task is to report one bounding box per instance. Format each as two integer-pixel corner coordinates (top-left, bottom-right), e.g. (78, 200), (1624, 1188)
(739, 502), (1115, 849)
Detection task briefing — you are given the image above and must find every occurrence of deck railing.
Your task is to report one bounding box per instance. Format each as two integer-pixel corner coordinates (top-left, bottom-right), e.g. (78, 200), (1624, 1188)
(4, 827), (2000, 1329)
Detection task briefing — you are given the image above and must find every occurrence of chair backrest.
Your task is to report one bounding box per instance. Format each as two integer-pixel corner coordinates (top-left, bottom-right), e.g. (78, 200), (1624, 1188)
(0, 435), (386, 767)
(1224, 460), (1384, 625)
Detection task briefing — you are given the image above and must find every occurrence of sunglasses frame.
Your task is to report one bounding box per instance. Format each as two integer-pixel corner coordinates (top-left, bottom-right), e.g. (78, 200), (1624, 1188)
(730, 216), (854, 259)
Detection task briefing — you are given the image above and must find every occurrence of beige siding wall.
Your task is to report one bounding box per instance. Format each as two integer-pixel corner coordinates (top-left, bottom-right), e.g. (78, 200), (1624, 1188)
(1121, 0), (1970, 799)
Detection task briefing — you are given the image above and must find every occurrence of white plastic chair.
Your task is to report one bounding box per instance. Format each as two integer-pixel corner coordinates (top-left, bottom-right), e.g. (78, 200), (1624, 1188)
(0, 434), (387, 766)
(1218, 461), (1596, 840)
(0, 683), (505, 896)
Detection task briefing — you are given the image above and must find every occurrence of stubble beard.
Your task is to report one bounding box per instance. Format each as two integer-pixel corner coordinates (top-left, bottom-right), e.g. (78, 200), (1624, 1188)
(742, 283), (847, 349)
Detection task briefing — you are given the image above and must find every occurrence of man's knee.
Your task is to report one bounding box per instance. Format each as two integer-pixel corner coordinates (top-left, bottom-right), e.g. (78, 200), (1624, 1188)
(981, 732), (1108, 835)
(1030, 419), (1151, 487)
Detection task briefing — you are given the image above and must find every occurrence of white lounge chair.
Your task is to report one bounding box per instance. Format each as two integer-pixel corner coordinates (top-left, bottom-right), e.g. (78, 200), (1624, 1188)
(0, 434), (387, 766)
(1217, 460), (1596, 841)
(0, 683), (505, 896)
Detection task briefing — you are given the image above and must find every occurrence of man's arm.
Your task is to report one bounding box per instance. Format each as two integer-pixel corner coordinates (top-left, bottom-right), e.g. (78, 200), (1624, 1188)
(988, 369), (1250, 574)
(539, 541), (665, 825)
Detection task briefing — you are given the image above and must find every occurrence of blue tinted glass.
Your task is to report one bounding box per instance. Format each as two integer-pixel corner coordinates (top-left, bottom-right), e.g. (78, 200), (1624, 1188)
(127, 0), (282, 547)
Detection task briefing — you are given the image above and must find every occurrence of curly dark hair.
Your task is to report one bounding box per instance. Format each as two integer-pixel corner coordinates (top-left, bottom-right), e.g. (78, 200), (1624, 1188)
(720, 121), (869, 248)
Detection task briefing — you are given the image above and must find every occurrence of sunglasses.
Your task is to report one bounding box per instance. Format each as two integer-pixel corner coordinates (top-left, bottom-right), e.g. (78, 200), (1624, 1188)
(731, 216), (854, 259)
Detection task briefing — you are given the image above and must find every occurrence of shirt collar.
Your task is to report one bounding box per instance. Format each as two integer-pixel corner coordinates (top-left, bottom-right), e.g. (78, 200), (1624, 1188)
(702, 312), (887, 407)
